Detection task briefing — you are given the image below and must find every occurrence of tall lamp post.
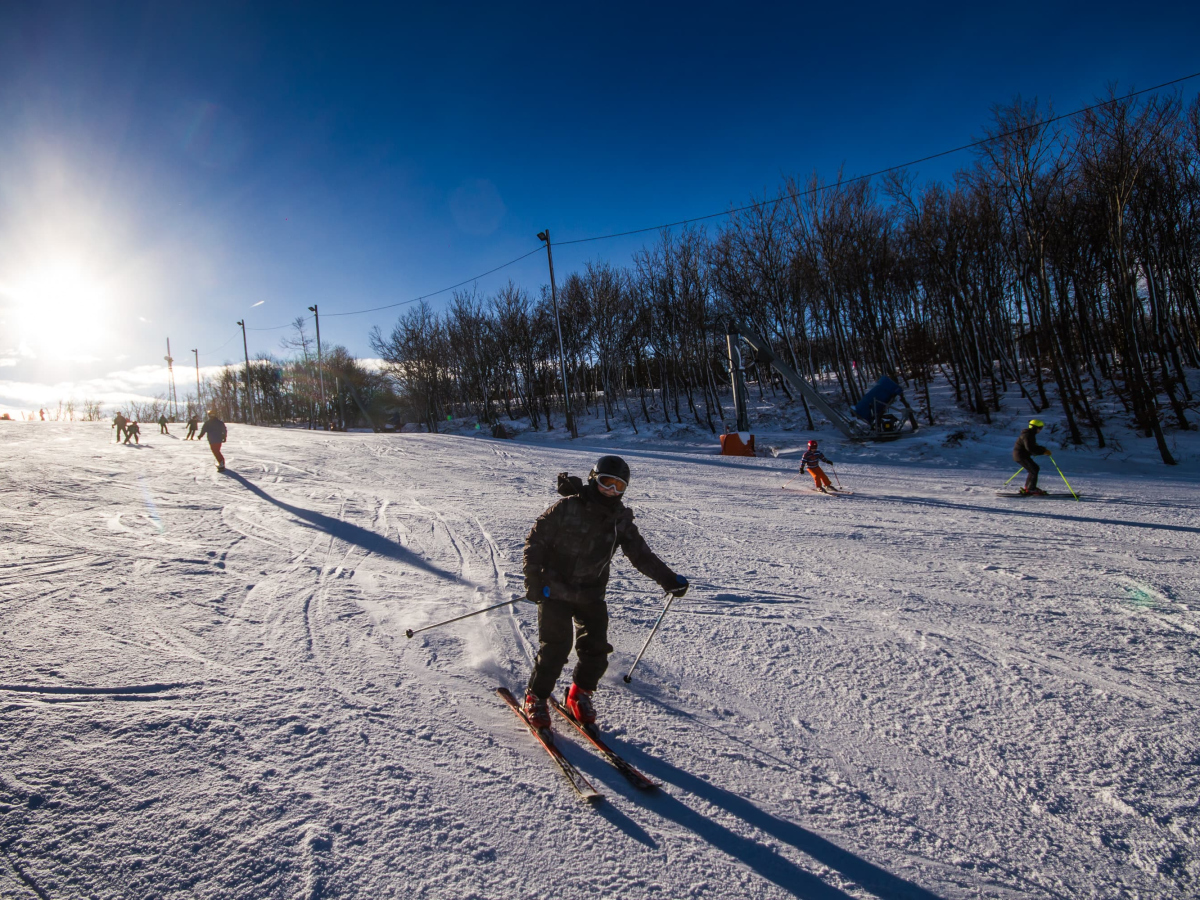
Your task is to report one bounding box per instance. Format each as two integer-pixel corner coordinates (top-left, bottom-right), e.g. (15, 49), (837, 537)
(191, 349), (201, 413)
(236, 319), (255, 425)
(536, 230), (575, 438)
(307, 305), (326, 428)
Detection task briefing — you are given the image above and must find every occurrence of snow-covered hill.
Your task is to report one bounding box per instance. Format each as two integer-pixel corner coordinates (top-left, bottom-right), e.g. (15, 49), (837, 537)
(1, 418), (1197, 898)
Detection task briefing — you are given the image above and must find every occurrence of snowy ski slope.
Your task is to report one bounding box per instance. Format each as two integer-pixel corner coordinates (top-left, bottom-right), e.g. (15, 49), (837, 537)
(1, 422), (1197, 898)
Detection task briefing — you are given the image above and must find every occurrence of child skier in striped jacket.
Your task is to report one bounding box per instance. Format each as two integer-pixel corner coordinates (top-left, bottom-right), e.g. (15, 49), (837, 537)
(799, 441), (834, 492)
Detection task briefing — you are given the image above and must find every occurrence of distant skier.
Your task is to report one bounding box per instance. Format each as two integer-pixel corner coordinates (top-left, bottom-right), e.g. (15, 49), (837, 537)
(521, 455), (688, 731)
(198, 410), (227, 472)
(1013, 419), (1052, 496)
(184, 415), (199, 440)
(112, 412), (128, 443)
(38, 408), (45, 421)
(123, 420), (141, 444)
(799, 440), (835, 493)
(158, 414), (169, 435)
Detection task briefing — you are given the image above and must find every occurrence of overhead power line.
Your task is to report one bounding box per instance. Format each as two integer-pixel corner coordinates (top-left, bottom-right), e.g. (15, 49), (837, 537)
(196, 68), (1200, 342)
(553, 69), (1200, 247)
(246, 320), (302, 332)
(324, 245), (546, 319)
(200, 332), (241, 356)
(225, 245), (546, 339)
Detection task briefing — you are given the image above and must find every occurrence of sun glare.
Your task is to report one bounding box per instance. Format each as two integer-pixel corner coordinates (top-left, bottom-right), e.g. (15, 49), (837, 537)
(10, 257), (109, 358)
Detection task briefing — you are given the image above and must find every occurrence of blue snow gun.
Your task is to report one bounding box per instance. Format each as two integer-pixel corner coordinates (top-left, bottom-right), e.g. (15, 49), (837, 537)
(852, 376), (917, 435)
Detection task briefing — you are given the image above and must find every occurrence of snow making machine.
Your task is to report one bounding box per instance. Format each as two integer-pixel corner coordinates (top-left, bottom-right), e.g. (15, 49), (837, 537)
(720, 318), (918, 454)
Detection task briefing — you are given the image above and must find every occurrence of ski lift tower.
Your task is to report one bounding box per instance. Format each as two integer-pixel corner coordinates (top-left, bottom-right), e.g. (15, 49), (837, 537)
(722, 318), (918, 448)
(164, 338), (179, 420)
(720, 320), (756, 455)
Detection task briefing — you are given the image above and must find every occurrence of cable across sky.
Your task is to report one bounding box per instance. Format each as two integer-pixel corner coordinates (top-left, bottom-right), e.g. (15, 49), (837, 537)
(266, 68), (1200, 331)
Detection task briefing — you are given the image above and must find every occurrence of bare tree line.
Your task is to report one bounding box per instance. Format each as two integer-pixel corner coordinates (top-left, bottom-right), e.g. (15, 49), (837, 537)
(46, 88), (1199, 462)
(367, 89), (1200, 463)
(205, 322), (397, 429)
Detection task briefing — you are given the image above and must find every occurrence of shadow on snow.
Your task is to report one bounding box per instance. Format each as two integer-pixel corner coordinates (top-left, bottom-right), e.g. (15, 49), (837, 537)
(225, 471), (464, 583)
(560, 729), (946, 900)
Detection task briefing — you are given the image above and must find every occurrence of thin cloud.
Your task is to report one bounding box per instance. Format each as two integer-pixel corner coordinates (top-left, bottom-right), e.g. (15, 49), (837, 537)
(0, 361), (241, 413)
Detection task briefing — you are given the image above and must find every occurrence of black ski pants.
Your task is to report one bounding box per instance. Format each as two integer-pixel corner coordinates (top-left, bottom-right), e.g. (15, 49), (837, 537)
(1015, 451), (1040, 490)
(527, 597), (611, 699)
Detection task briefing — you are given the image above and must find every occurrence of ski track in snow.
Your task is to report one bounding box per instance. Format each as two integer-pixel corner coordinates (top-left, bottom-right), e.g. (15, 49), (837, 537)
(1, 422), (1198, 899)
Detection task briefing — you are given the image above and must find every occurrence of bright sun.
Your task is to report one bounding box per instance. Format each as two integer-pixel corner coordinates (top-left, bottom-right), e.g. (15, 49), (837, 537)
(9, 257), (109, 359)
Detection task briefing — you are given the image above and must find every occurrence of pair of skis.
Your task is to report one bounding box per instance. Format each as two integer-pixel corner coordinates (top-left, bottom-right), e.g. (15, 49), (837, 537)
(497, 687), (657, 804)
(783, 483), (854, 495)
(994, 491), (1080, 499)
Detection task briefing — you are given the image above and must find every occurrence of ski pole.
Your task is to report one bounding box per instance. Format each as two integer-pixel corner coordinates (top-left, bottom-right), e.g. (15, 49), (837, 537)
(405, 597), (527, 639)
(828, 464), (844, 490)
(1004, 467), (1025, 487)
(1048, 456), (1079, 501)
(624, 590), (677, 684)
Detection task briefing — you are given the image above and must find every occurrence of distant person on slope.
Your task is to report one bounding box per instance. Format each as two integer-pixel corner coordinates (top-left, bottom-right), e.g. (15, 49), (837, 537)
(123, 420), (141, 444)
(1014, 419), (1052, 496)
(112, 412), (127, 442)
(158, 414), (169, 435)
(799, 440), (835, 493)
(521, 455), (688, 732)
(185, 415), (199, 440)
(198, 410), (227, 472)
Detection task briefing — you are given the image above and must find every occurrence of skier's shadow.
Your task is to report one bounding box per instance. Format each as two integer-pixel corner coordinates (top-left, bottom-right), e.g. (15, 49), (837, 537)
(583, 739), (947, 900)
(871, 492), (1200, 536)
(225, 471), (463, 583)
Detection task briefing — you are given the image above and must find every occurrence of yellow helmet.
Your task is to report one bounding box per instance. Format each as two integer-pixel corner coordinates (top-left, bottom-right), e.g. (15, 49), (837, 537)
(1029, 419), (1045, 428)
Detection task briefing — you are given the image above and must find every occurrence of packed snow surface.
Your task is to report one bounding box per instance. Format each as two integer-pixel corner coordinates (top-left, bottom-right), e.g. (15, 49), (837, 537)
(2, 421), (1198, 899)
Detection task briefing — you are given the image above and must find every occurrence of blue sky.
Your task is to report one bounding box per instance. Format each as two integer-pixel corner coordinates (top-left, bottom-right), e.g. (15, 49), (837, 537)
(0, 1), (1197, 412)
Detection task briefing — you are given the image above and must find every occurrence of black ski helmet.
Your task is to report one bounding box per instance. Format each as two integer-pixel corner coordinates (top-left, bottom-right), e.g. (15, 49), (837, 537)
(590, 455), (630, 486)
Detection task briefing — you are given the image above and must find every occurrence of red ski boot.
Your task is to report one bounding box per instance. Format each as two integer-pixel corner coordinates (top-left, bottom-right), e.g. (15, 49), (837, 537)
(566, 683), (596, 726)
(523, 691), (551, 730)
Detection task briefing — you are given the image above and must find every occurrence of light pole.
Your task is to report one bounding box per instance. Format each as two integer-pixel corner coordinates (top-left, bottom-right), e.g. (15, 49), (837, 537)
(536, 230), (575, 437)
(164, 338), (178, 420)
(191, 348), (201, 413)
(236, 319), (255, 425)
(308, 304), (326, 428)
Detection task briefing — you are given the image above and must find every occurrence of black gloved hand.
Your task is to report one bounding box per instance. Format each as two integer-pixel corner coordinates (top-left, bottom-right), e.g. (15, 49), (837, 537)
(669, 574), (689, 598)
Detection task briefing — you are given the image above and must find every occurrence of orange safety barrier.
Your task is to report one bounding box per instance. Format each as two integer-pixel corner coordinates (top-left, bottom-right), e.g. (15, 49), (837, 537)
(720, 432), (756, 456)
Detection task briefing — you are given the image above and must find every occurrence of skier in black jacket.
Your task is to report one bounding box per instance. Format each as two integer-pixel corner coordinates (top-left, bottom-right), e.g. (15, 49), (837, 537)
(522, 455), (688, 730)
(198, 411), (228, 472)
(1013, 419), (1052, 495)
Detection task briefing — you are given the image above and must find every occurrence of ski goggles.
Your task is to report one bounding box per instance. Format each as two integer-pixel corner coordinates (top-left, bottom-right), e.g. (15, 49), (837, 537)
(596, 474), (628, 493)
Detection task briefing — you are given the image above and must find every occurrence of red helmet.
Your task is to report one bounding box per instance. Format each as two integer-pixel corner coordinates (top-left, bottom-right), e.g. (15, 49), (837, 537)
(807, 440), (818, 449)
